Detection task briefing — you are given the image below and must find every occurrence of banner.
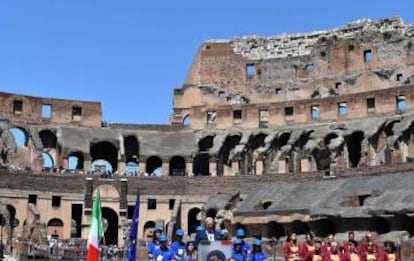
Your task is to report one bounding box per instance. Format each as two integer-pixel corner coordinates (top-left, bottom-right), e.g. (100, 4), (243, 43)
(198, 241), (232, 261)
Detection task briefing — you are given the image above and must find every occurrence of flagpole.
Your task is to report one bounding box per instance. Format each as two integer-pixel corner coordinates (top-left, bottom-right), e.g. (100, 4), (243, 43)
(98, 189), (106, 248)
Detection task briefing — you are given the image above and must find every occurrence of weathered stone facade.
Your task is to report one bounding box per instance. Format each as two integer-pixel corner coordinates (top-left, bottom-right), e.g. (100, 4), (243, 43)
(1, 17), (414, 258)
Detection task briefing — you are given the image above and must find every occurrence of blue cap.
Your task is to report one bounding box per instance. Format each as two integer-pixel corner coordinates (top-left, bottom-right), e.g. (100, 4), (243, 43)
(158, 234), (168, 242)
(236, 228), (246, 237)
(233, 239), (243, 245)
(253, 239), (262, 246)
(175, 229), (185, 236)
(153, 226), (163, 233)
(196, 225), (204, 231)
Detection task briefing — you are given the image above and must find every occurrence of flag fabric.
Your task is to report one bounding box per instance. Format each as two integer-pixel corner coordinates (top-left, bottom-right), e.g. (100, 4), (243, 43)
(127, 192), (140, 261)
(86, 191), (104, 261)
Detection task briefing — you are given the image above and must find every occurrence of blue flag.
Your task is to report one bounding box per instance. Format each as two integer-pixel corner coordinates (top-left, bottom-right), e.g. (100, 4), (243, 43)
(127, 192), (140, 261)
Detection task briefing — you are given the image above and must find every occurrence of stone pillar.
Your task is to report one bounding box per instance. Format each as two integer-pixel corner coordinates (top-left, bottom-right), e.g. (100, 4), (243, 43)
(186, 162), (193, 176)
(255, 160), (264, 175)
(140, 162), (146, 175)
(62, 158), (69, 169)
(117, 161), (126, 175)
(300, 158), (310, 172)
(231, 161), (239, 176)
(209, 160), (217, 176)
(278, 159), (286, 174)
(84, 160), (92, 172)
(162, 162), (169, 176)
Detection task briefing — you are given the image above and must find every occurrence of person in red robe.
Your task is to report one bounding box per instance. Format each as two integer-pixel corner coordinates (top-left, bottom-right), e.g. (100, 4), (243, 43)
(361, 241), (382, 261)
(284, 233), (301, 261)
(312, 241), (324, 261)
(359, 233), (377, 256)
(382, 241), (399, 261)
(343, 232), (356, 253)
(342, 240), (361, 261)
(323, 241), (343, 261)
(322, 235), (335, 255)
(301, 232), (316, 261)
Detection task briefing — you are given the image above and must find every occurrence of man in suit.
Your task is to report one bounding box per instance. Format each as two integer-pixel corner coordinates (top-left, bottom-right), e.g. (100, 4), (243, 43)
(196, 217), (223, 244)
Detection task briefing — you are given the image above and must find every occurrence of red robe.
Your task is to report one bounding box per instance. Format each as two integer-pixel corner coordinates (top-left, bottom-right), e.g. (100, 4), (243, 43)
(322, 250), (343, 261)
(382, 252), (399, 261)
(343, 250), (361, 261)
(300, 243), (316, 261)
(284, 242), (301, 261)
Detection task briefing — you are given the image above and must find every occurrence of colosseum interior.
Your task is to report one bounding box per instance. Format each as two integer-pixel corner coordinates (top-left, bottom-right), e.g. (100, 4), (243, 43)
(1, 16), (414, 259)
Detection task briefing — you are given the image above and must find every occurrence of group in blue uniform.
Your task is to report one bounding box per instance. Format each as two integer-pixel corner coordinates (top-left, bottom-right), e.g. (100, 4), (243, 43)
(146, 223), (267, 261)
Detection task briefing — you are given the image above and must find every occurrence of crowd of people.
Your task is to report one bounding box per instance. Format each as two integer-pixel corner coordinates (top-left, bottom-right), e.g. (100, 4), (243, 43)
(147, 217), (267, 261)
(145, 217), (401, 261)
(283, 231), (400, 261)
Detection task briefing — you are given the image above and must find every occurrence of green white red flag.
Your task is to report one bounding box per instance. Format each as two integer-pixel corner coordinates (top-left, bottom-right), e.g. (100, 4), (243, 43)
(86, 191), (104, 261)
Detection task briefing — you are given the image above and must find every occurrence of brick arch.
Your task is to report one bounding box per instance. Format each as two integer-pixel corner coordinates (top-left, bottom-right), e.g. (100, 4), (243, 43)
(169, 155), (186, 176)
(47, 218), (64, 239)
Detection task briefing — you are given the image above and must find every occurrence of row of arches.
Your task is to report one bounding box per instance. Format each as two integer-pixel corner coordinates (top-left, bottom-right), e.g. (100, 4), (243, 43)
(4, 117), (414, 175)
(256, 215), (414, 239)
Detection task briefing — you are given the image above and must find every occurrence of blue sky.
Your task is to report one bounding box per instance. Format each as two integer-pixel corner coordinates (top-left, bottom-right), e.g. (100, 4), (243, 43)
(1, 1), (413, 124)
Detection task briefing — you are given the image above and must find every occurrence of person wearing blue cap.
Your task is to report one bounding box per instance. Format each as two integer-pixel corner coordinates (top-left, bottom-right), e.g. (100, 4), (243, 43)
(153, 234), (175, 260)
(147, 226), (163, 260)
(247, 239), (268, 261)
(171, 229), (186, 260)
(236, 228), (251, 256)
(231, 239), (247, 261)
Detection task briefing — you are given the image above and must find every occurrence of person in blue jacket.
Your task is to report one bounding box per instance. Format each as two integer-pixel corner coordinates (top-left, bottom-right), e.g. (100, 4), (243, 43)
(152, 234), (176, 261)
(196, 217), (223, 245)
(236, 228), (251, 256)
(171, 229), (186, 260)
(247, 239), (268, 261)
(147, 226), (163, 260)
(232, 239), (247, 261)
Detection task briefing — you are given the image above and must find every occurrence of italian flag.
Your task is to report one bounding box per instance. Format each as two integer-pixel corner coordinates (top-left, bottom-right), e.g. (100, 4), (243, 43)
(86, 192), (104, 261)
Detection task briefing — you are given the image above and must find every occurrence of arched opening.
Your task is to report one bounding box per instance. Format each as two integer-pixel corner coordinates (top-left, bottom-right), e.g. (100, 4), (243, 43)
(240, 133), (267, 175)
(287, 220), (310, 235)
(169, 156), (185, 176)
(143, 220), (156, 239)
(10, 127), (28, 148)
(193, 154), (210, 176)
(102, 207), (119, 245)
(193, 136), (214, 176)
(7, 205), (17, 239)
(68, 152), (84, 170)
(218, 135), (242, 176)
(91, 159), (113, 174)
(39, 130), (57, 149)
(146, 156), (162, 176)
(346, 131), (365, 167)
(47, 218), (64, 239)
(206, 208), (217, 219)
(126, 161), (139, 176)
(183, 115), (191, 126)
(187, 208), (201, 235)
(267, 221), (285, 238)
(90, 141), (118, 172)
(370, 216), (390, 234)
(42, 152), (54, 171)
(309, 219), (336, 237)
(124, 136), (139, 164)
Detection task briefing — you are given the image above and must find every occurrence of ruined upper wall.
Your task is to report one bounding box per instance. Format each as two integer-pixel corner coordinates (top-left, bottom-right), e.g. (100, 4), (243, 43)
(173, 17), (414, 126)
(0, 92), (102, 128)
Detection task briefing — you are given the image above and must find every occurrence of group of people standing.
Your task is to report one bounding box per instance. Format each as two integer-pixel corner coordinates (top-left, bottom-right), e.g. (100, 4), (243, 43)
(146, 217), (268, 261)
(146, 218), (400, 261)
(283, 232), (400, 261)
